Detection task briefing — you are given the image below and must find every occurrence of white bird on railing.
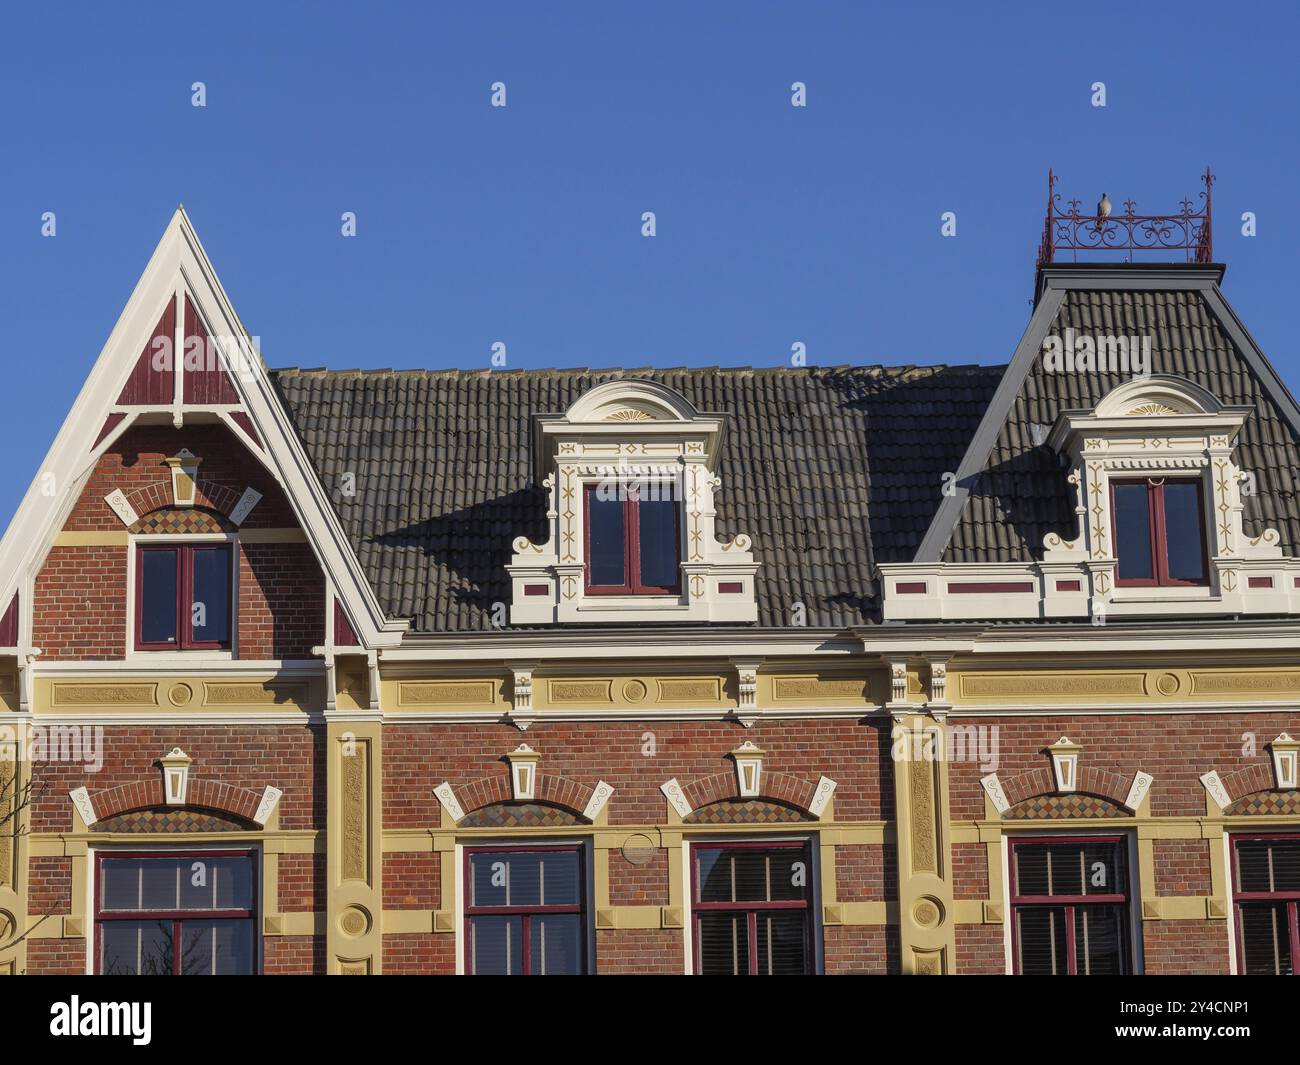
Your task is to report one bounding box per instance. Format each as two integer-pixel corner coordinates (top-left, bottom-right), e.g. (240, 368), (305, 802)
(1097, 192), (1112, 225)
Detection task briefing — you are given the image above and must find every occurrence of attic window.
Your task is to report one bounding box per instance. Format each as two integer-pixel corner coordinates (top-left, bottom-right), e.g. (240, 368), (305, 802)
(1111, 478), (1207, 587)
(508, 379), (758, 624)
(585, 483), (680, 595)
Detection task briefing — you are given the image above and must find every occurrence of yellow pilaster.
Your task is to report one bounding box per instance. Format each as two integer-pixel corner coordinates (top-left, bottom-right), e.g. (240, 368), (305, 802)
(891, 709), (956, 974)
(326, 718), (383, 973)
(0, 753), (29, 973)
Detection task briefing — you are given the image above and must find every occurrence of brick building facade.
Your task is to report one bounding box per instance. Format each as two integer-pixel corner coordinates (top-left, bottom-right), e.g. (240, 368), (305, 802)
(1, 208), (1299, 975)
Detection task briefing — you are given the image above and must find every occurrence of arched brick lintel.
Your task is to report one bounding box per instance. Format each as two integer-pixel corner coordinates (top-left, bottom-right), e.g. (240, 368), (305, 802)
(1217, 761), (1275, 805)
(998, 765), (1132, 808)
(452, 772), (595, 820)
(90, 776), (264, 824)
(122, 478), (242, 522)
(680, 770), (818, 813)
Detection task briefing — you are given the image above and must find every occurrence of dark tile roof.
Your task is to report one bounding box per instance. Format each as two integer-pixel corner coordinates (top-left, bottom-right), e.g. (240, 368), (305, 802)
(944, 288), (1300, 562)
(270, 365), (1003, 631)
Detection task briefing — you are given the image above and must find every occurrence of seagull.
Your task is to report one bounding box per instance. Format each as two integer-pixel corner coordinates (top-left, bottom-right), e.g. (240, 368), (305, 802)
(1097, 192), (1112, 225)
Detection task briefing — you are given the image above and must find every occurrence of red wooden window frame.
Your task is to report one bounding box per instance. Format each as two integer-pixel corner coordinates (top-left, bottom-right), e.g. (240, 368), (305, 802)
(1109, 477), (1208, 587)
(93, 848), (259, 975)
(135, 542), (234, 650)
(1008, 835), (1132, 975)
(583, 483), (681, 595)
(462, 843), (589, 975)
(690, 839), (816, 975)
(1231, 833), (1300, 976)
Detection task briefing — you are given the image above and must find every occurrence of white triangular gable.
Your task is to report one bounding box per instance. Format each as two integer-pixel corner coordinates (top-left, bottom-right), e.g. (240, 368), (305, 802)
(0, 207), (406, 651)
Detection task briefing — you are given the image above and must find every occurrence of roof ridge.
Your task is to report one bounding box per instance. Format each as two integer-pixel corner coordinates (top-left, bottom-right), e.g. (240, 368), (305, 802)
(268, 362), (1006, 378)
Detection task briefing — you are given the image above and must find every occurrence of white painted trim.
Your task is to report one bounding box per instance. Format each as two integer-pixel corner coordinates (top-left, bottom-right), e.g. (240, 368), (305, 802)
(681, 838), (694, 975)
(453, 843), (465, 975)
(1222, 832), (1238, 975)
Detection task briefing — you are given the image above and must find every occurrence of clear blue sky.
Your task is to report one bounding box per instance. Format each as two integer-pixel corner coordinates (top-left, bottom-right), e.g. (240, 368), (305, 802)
(1, 1), (1297, 525)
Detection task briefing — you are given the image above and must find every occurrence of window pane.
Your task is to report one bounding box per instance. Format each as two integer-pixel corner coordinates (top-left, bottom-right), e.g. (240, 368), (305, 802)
(696, 848), (733, 903)
(1238, 902), (1294, 975)
(1237, 838), (1300, 894)
(1235, 840), (1275, 893)
(1162, 482), (1206, 582)
(530, 914), (583, 975)
(1113, 483), (1153, 581)
(1074, 904), (1127, 974)
(698, 912), (750, 975)
(637, 498), (679, 589)
(1015, 842), (1122, 899)
(178, 855), (255, 911)
(697, 846), (811, 905)
(138, 859), (182, 909)
(587, 493), (626, 586)
(191, 546), (231, 642)
(540, 850), (581, 907)
(471, 850), (579, 909)
(100, 920), (174, 975)
(1015, 906), (1069, 975)
(179, 918), (256, 975)
(756, 911), (809, 974)
(101, 860), (144, 911)
(140, 549), (179, 644)
(469, 915), (523, 975)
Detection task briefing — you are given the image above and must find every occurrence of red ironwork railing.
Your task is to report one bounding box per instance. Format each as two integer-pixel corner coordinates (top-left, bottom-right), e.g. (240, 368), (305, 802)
(1036, 168), (1214, 268)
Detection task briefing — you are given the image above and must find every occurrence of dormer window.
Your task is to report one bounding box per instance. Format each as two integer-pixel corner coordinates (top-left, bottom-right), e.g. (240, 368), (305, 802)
(1112, 477), (1208, 586)
(509, 379), (758, 624)
(585, 482), (681, 595)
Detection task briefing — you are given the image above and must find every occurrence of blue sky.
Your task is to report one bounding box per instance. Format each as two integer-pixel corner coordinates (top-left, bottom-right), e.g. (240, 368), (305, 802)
(0, 1), (1297, 524)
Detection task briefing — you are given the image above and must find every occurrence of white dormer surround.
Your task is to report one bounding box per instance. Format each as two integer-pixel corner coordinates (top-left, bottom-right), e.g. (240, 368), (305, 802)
(508, 380), (759, 624)
(881, 376), (1300, 621)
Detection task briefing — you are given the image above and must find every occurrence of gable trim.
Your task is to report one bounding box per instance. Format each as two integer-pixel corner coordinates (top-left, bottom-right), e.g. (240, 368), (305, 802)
(0, 208), (407, 651)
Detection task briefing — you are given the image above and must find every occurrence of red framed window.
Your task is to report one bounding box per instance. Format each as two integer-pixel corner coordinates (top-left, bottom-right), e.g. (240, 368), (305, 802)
(94, 849), (258, 975)
(1110, 477), (1208, 587)
(136, 542), (233, 650)
(1009, 836), (1132, 975)
(1232, 834), (1300, 975)
(584, 482), (680, 595)
(464, 844), (588, 975)
(691, 840), (816, 975)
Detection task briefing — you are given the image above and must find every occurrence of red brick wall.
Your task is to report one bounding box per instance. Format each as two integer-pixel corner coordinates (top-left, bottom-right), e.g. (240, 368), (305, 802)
(596, 928), (682, 974)
(383, 932), (454, 974)
(835, 843), (894, 902)
(1143, 920), (1230, 974)
(610, 847), (669, 906)
(28, 855), (72, 918)
(237, 542), (325, 659)
(278, 852), (326, 912)
(824, 925), (896, 974)
(30, 724), (322, 833)
(953, 840), (988, 899)
(33, 424), (322, 661)
(384, 853), (440, 910)
(24, 939), (85, 975)
(955, 923), (1004, 974)
(949, 712), (1300, 820)
(264, 935), (325, 975)
(1155, 838), (1213, 896)
(33, 546), (127, 658)
(382, 719), (891, 829)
